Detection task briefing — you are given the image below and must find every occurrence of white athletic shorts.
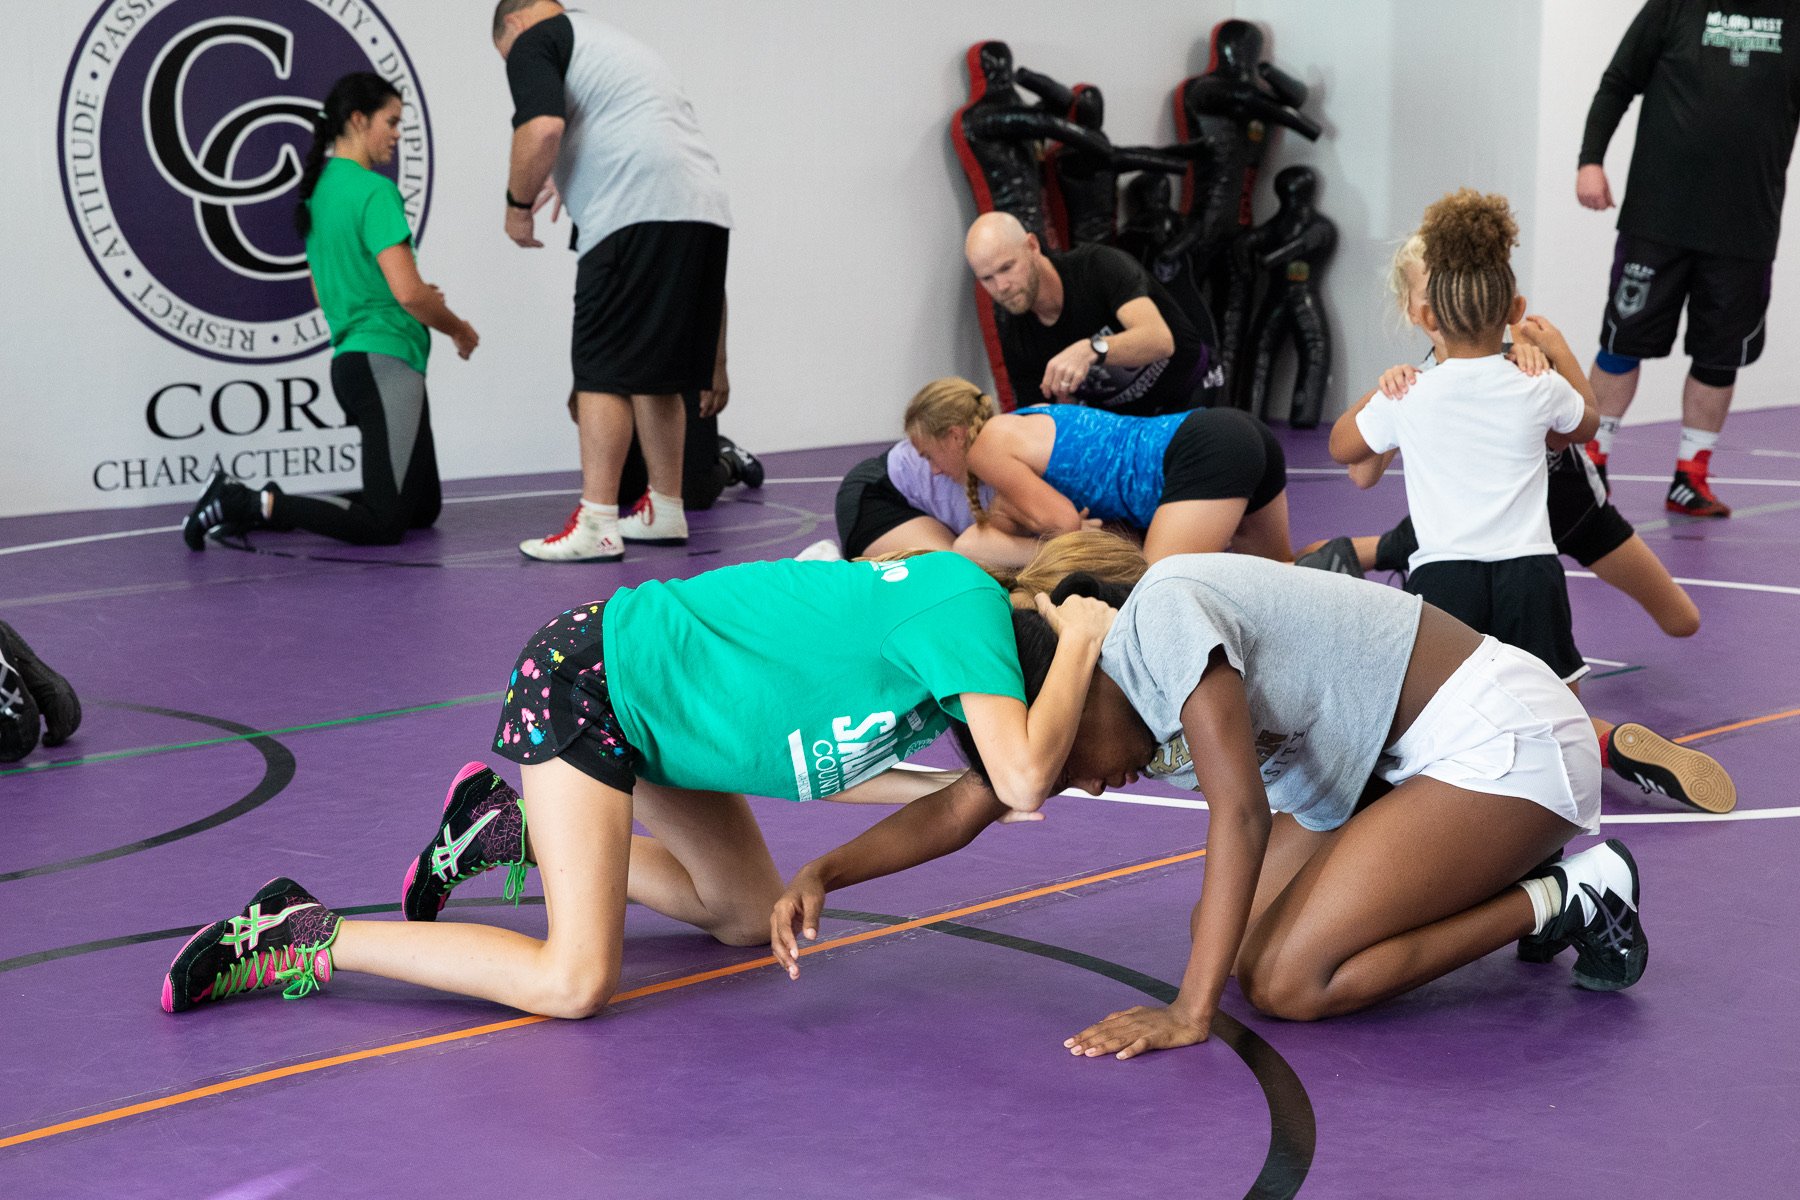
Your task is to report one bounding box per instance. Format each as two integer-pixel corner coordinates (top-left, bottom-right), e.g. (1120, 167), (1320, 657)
(1379, 636), (1602, 834)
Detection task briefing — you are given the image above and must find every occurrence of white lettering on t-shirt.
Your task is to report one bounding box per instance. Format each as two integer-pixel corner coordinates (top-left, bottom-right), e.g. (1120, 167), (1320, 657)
(1704, 11), (1783, 64)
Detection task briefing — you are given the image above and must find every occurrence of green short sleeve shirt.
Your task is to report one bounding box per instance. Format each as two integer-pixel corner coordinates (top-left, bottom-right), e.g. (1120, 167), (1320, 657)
(304, 158), (430, 373)
(603, 553), (1026, 800)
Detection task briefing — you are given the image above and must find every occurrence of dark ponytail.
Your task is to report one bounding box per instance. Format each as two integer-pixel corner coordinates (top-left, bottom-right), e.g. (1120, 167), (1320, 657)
(294, 72), (403, 239)
(950, 608), (1061, 785)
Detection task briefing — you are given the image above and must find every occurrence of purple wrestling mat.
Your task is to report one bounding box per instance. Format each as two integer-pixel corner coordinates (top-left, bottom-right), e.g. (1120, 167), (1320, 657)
(2, 412), (1797, 1198)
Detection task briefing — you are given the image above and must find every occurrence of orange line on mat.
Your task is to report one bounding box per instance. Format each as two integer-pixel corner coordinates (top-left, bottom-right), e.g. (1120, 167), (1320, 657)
(1674, 705), (1800, 744)
(0, 847), (1205, 1150)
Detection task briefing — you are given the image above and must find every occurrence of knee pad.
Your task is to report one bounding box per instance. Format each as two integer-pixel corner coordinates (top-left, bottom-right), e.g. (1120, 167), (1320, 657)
(1593, 350), (1640, 376)
(1688, 363), (1737, 388)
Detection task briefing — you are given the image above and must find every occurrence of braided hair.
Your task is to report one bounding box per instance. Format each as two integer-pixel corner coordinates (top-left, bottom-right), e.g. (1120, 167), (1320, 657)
(294, 72), (402, 240)
(902, 377), (996, 524)
(1418, 189), (1518, 342)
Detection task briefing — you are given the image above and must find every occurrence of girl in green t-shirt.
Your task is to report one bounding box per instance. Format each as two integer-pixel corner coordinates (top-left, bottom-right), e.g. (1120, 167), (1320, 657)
(160, 553), (1116, 1019)
(178, 73), (480, 551)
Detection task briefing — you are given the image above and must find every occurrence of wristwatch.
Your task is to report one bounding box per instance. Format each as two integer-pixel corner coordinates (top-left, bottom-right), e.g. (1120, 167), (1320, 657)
(1089, 334), (1109, 365)
(505, 189), (533, 211)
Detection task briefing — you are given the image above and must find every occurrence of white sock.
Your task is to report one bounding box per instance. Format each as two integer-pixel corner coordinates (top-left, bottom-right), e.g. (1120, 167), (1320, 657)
(1595, 416), (1622, 455)
(1677, 426), (1719, 462)
(1520, 875), (1563, 935)
(579, 500), (618, 519)
(648, 488), (684, 514)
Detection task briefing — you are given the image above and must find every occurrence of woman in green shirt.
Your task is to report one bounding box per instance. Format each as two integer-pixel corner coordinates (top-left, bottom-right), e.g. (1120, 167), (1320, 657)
(180, 73), (480, 550)
(161, 553), (1114, 1019)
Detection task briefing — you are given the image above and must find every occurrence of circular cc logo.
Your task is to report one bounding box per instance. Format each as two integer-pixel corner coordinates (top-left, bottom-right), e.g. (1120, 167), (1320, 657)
(59, 0), (433, 363)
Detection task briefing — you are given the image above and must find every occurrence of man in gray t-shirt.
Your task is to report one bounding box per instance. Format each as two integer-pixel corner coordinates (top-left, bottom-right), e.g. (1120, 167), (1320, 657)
(493, 1), (734, 563)
(1102, 555), (1422, 830)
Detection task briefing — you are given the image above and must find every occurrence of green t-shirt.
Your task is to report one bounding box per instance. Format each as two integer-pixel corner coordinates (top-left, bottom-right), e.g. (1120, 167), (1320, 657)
(304, 158), (430, 373)
(604, 553), (1026, 800)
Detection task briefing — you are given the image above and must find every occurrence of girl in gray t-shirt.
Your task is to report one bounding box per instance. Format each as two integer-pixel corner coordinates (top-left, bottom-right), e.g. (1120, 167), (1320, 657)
(1049, 555), (1647, 1061)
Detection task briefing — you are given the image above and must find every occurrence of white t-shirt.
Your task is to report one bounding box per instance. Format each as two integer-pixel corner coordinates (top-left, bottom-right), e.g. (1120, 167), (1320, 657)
(1354, 355), (1585, 570)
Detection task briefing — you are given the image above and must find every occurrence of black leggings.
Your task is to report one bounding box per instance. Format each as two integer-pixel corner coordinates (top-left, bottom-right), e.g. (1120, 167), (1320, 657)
(268, 352), (441, 545)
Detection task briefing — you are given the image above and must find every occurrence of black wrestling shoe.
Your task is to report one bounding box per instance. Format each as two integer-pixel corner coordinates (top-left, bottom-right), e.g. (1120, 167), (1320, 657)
(1608, 723), (1737, 814)
(1537, 839), (1647, 991)
(718, 436), (764, 488)
(181, 469), (262, 550)
(1515, 849), (1567, 963)
(1294, 535), (1363, 578)
(0, 621), (80, 747)
(0, 645), (40, 763)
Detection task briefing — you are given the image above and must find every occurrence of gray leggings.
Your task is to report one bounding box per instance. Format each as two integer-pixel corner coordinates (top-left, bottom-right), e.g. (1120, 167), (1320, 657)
(268, 352), (441, 545)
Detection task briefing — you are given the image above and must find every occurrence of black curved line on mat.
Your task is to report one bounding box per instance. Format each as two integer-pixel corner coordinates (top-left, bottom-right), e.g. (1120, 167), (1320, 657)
(0, 702), (295, 883)
(1, 896), (1314, 1197)
(209, 534), (445, 569)
(829, 907), (1316, 1200)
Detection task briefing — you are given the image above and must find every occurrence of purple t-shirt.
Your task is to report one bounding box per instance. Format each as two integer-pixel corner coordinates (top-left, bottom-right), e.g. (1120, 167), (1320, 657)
(884, 441), (995, 533)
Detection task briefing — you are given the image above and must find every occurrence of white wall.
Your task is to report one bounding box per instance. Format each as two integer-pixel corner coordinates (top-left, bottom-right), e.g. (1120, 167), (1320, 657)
(4, 0), (1791, 518)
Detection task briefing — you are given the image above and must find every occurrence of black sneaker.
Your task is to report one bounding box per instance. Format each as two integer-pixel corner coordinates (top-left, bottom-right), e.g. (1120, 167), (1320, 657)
(0, 621), (80, 748)
(161, 877), (340, 1013)
(181, 469), (262, 550)
(1608, 722), (1736, 814)
(1294, 535), (1363, 578)
(1538, 839), (1647, 992)
(718, 436), (764, 488)
(0, 647), (40, 763)
(402, 762), (530, 921)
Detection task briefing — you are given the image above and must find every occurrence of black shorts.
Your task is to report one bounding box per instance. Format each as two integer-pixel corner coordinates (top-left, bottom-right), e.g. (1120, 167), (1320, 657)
(491, 602), (644, 793)
(1599, 233), (1772, 369)
(573, 221), (729, 395)
(1406, 555), (1586, 682)
(1546, 447), (1634, 567)
(1161, 407), (1286, 513)
(834, 455), (932, 558)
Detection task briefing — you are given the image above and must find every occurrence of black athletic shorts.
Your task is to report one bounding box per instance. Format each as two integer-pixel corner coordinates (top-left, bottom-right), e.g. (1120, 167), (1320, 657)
(835, 455), (928, 558)
(1406, 555), (1586, 683)
(492, 602), (644, 793)
(1599, 233), (1772, 369)
(1377, 452), (1635, 574)
(1546, 447), (1634, 567)
(1161, 407), (1286, 513)
(573, 221), (729, 395)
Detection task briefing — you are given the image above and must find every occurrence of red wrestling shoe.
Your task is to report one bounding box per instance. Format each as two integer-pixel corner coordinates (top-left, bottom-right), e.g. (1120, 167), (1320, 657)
(1666, 450), (1730, 518)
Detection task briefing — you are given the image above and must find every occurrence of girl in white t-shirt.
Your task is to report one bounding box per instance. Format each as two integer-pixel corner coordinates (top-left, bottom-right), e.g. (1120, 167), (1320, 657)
(1324, 223), (1728, 816)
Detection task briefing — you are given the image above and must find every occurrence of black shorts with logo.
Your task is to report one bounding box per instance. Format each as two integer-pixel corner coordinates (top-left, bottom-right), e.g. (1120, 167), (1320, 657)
(572, 221), (729, 395)
(1599, 233), (1772, 369)
(835, 455), (929, 558)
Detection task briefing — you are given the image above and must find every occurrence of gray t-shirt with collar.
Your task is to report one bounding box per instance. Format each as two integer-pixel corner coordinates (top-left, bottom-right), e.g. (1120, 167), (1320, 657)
(1100, 555), (1422, 831)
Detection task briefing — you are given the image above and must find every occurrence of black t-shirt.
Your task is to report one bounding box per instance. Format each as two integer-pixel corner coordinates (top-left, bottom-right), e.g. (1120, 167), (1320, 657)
(996, 244), (1204, 416)
(506, 15), (574, 128)
(1580, 0), (1800, 260)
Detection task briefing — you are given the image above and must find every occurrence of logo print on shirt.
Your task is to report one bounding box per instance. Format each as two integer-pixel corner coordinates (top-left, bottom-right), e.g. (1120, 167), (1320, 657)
(1703, 11), (1784, 66)
(1145, 728), (1306, 786)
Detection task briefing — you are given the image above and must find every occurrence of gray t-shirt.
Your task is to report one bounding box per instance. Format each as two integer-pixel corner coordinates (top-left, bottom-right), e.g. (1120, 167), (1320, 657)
(508, 10), (732, 255)
(1101, 556), (1423, 831)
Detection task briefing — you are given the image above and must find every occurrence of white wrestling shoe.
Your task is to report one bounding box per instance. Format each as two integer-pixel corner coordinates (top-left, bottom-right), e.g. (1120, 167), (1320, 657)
(519, 505), (624, 563)
(620, 491), (688, 545)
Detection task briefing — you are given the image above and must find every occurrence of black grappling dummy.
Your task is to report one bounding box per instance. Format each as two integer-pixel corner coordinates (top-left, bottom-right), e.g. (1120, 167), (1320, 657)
(1162, 21), (1320, 397)
(953, 41), (1116, 408)
(1243, 165), (1335, 429)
